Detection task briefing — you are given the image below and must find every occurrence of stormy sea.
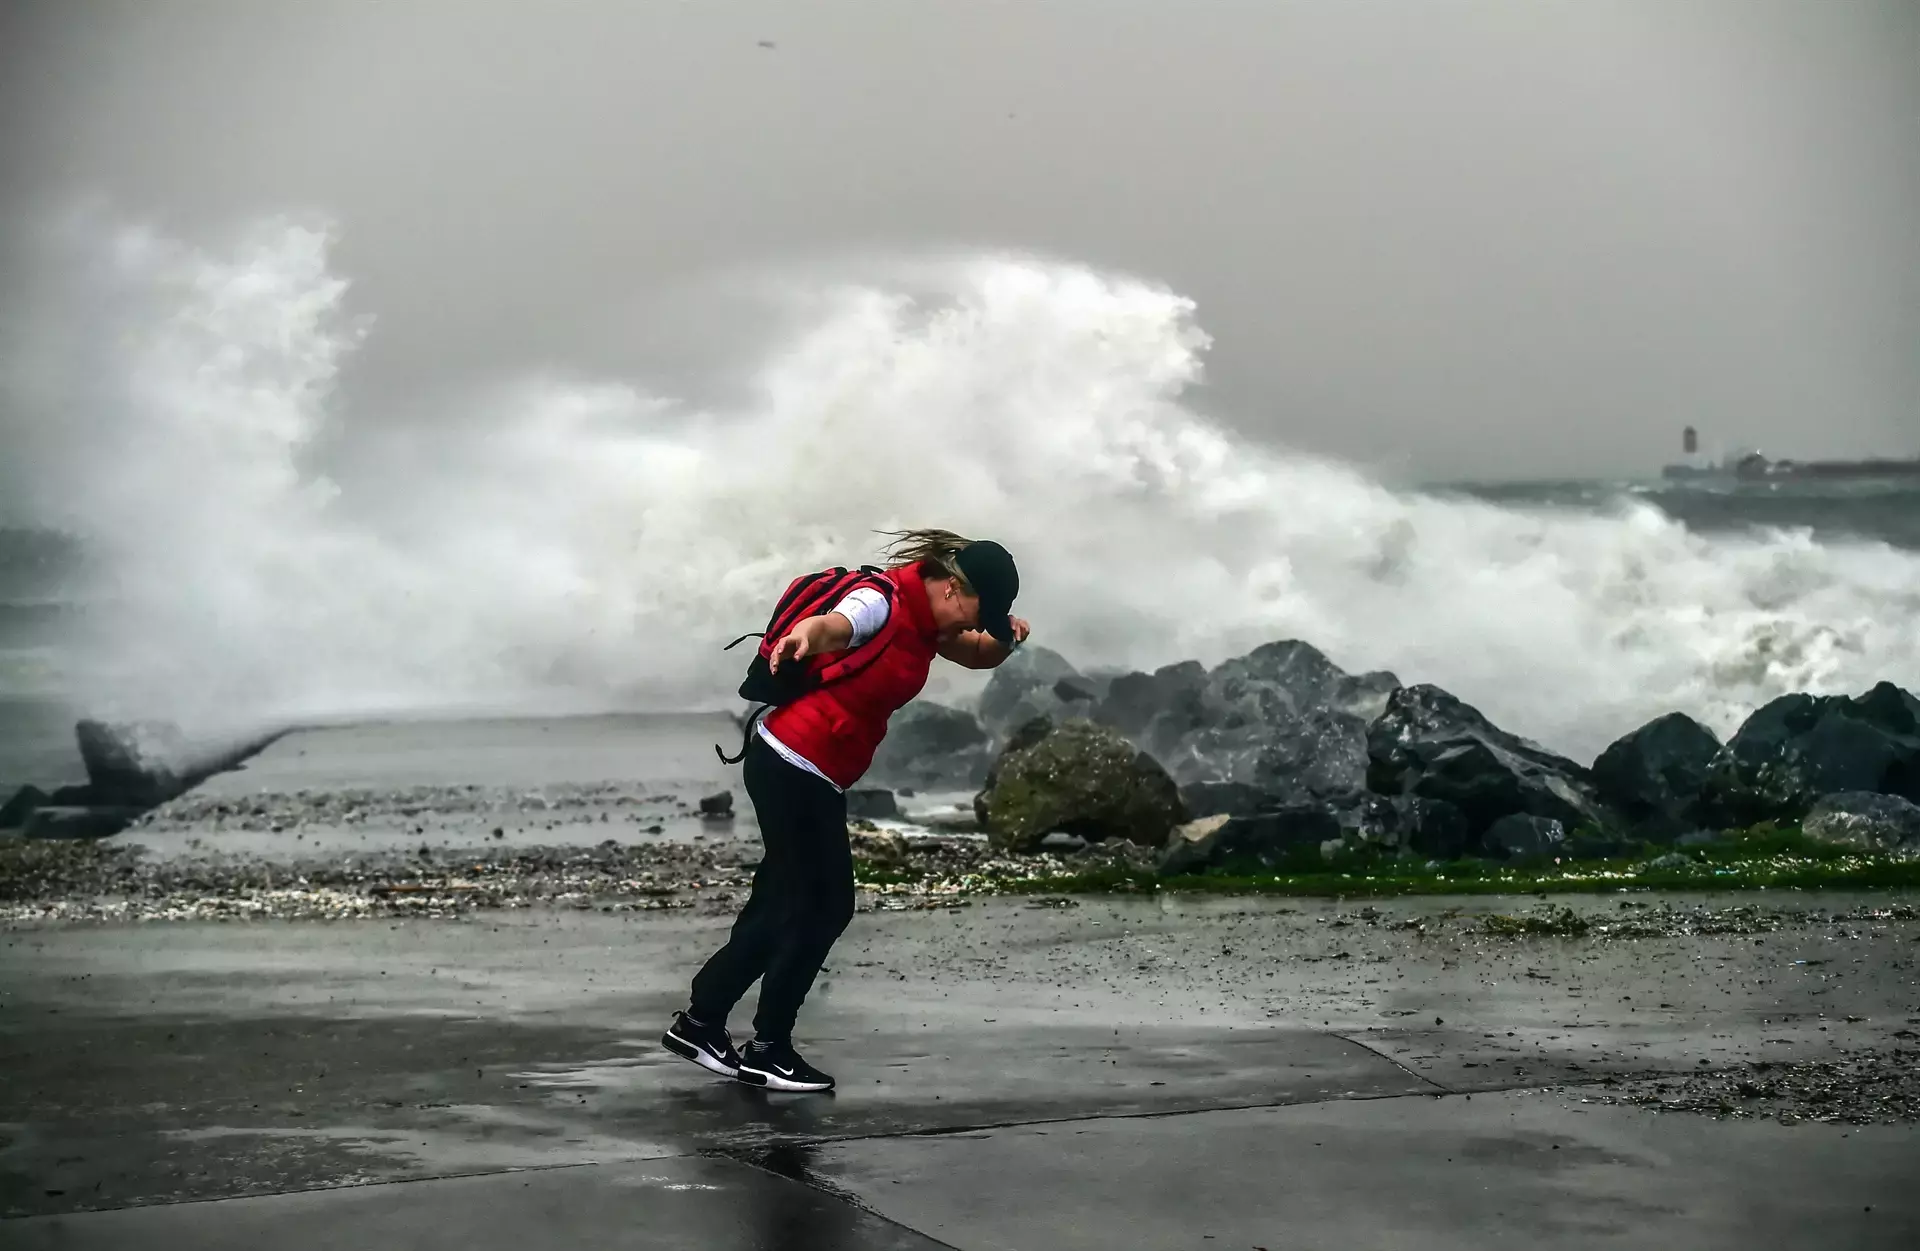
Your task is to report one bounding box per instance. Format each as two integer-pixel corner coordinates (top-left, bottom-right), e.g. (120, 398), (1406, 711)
(3, 217), (1917, 796)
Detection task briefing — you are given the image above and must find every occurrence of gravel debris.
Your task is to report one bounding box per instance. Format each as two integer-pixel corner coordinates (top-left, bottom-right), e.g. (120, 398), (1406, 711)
(1575, 1047), (1920, 1124)
(0, 837), (756, 923)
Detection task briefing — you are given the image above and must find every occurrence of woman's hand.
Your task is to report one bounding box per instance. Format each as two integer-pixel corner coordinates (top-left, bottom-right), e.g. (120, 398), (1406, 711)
(768, 613), (854, 673)
(1008, 616), (1032, 645)
(768, 629), (811, 674)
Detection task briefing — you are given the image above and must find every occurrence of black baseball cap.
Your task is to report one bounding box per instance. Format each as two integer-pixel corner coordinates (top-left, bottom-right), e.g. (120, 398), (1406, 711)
(953, 540), (1019, 645)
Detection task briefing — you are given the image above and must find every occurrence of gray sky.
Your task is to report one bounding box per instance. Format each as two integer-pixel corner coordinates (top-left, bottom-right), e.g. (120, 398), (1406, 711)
(4, 0), (1917, 481)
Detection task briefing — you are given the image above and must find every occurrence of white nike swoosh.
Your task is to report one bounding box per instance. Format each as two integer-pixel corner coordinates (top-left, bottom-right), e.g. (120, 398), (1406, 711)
(772, 1064), (795, 1076)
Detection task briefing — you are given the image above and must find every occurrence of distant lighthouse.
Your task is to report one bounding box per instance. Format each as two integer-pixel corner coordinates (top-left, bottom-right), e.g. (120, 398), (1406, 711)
(1683, 425), (1698, 455)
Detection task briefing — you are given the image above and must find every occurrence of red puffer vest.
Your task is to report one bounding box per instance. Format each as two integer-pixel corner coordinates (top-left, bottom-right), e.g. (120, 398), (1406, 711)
(762, 561), (940, 789)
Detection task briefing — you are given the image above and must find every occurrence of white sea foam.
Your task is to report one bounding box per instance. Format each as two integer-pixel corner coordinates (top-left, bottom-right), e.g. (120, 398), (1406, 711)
(4, 214), (1916, 759)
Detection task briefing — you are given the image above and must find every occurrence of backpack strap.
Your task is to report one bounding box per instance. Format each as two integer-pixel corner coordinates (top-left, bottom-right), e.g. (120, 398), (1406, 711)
(714, 705), (770, 765)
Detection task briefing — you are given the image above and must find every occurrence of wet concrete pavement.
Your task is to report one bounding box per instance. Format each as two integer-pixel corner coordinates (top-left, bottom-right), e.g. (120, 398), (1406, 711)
(5, 716), (1919, 1246)
(5, 897), (1918, 1248)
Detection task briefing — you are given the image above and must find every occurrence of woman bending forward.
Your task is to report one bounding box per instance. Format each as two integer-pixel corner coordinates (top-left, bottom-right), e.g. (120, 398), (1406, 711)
(663, 529), (1028, 1092)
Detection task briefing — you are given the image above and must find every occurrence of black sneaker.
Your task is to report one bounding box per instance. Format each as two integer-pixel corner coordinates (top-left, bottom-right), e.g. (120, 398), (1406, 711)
(662, 1011), (742, 1078)
(735, 1039), (835, 1092)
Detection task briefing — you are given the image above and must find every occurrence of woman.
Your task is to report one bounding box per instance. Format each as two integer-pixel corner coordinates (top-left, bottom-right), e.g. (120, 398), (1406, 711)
(663, 529), (1029, 1092)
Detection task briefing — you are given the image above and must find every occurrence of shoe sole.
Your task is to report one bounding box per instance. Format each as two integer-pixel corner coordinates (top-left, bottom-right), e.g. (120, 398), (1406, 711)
(736, 1064), (833, 1093)
(662, 1028), (739, 1078)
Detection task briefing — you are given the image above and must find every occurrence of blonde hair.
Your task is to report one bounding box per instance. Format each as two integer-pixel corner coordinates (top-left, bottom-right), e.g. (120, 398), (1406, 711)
(876, 528), (975, 588)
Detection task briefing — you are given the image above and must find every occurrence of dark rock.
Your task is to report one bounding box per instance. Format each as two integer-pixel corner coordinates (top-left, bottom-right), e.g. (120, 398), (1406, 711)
(49, 784), (96, 806)
(1, 784), (49, 830)
(1564, 830), (1635, 860)
(1092, 660), (1208, 749)
(1802, 792), (1920, 852)
(1360, 794), (1473, 860)
(1158, 808), (1340, 875)
(977, 717), (1185, 853)
(1163, 791), (1471, 870)
(869, 701), (993, 791)
(1112, 641), (1400, 805)
(1483, 814), (1568, 864)
(1038, 831), (1088, 852)
(1207, 639), (1399, 727)
(845, 788), (899, 821)
(1178, 779), (1288, 819)
(1367, 684), (1615, 839)
(698, 791), (734, 818)
(1052, 677), (1097, 704)
(1697, 683), (1920, 825)
(23, 805), (142, 839)
(977, 646), (1105, 739)
(72, 719), (288, 810)
(76, 718), (188, 806)
(1307, 792), (1473, 861)
(1591, 712), (1721, 838)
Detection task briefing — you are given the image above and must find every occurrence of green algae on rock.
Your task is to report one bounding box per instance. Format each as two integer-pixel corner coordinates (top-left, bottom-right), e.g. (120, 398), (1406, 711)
(978, 717), (1185, 853)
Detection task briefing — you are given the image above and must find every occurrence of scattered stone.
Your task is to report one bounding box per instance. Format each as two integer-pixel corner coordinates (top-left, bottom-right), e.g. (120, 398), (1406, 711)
(698, 792), (734, 819)
(1579, 1050), (1920, 1125)
(1482, 905), (1591, 937)
(849, 828), (909, 865)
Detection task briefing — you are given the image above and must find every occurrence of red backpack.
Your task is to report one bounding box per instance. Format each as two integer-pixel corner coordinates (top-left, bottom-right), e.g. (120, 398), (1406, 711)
(715, 565), (900, 763)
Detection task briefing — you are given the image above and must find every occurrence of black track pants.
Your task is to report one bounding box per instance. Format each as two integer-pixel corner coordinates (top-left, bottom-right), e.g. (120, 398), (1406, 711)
(688, 733), (855, 1041)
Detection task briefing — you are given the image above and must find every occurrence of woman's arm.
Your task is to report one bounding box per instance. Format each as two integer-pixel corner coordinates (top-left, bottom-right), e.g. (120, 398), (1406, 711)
(935, 617), (1031, 670)
(767, 612), (855, 673)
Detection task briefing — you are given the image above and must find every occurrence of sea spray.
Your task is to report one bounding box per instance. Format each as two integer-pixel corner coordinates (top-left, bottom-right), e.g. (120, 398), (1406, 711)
(3, 213), (1916, 760)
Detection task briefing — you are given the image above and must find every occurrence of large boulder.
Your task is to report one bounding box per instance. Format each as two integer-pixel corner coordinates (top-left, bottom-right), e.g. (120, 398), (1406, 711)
(977, 717), (1185, 853)
(1093, 660), (1210, 758)
(71, 718), (285, 810)
(1103, 640), (1399, 804)
(1696, 682), (1920, 826)
(869, 701), (994, 791)
(1590, 712), (1721, 838)
(1802, 792), (1920, 853)
(1367, 684), (1615, 841)
(76, 718), (190, 807)
(977, 646), (1107, 740)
